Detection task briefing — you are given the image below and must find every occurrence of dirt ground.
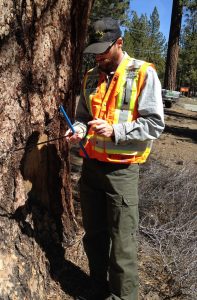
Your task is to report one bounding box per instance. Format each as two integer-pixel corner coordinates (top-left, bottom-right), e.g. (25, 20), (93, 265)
(54, 97), (197, 300)
(151, 97), (197, 168)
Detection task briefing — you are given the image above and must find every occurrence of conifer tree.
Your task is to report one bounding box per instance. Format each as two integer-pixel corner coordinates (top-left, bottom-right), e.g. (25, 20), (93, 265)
(124, 8), (166, 82)
(178, 1), (197, 95)
(124, 11), (149, 58)
(91, 0), (129, 21)
(148, 7), (166, 81)
(164, 0), (183, 90)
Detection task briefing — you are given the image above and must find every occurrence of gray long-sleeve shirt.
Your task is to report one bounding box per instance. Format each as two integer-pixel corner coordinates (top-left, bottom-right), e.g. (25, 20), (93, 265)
(74, 56), (165, 145)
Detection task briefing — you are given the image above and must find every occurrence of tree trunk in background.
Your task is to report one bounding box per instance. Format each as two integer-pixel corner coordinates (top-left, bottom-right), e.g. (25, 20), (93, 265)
(164, 0), (183, 90)
(0, 0), (93, 299)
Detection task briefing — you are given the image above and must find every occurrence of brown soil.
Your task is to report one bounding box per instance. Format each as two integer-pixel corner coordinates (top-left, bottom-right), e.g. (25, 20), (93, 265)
(152, 97), (197, 168)
(52, 97), (197, 300)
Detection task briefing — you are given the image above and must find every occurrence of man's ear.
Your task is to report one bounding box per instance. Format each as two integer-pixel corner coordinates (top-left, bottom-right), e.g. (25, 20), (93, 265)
(116, 37), (123, 48)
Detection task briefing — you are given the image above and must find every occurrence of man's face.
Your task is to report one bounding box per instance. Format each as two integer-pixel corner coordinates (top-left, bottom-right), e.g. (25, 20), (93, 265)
(95, 39), (123, 73)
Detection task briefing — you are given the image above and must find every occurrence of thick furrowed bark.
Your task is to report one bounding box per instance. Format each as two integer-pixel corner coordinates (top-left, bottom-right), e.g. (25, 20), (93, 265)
(0, 0), (93, 298)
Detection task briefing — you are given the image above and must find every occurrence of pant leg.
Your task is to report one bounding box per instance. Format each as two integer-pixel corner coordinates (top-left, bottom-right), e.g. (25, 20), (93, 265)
(106, 164), (139, 300)
(80, 161), (110, 286)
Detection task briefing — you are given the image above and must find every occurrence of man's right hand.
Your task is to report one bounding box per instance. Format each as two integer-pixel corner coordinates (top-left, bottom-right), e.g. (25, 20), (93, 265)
(65, 126), (84, 144)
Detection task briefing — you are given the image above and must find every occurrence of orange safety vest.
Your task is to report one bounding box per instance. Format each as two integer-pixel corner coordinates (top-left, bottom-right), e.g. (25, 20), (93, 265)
(80, 54), (154, 164)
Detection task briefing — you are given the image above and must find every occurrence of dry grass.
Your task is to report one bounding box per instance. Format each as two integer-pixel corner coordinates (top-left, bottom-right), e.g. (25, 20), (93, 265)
(139, 159), (197, 299)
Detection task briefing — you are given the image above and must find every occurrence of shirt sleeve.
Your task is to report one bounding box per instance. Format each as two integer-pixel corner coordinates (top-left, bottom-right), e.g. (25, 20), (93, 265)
(112, 66), (165, 144)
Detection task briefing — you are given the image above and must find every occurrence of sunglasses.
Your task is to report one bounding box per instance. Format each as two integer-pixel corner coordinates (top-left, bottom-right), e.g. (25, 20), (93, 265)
(98, 39), (118, 55)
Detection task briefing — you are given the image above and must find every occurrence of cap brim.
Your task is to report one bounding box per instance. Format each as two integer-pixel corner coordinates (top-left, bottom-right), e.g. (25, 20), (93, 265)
(83, 42), (112, 54)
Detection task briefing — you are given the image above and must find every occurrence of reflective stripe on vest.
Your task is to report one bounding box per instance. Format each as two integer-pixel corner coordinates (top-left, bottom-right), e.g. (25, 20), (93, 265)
(81, 54), (154, 164)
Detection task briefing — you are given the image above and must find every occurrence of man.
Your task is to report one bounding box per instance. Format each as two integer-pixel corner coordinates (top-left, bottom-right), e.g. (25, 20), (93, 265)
(66, 17), (164, 300)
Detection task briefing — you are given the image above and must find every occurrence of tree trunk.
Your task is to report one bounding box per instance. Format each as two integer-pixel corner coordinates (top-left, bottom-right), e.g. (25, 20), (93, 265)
(164, 0), (183, 90)
(0, 0), (93, 299)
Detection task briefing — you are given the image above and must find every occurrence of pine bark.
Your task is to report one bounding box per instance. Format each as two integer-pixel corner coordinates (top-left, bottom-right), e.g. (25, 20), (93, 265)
(164, 0), (183, 90)
(0, 0), (92, 298)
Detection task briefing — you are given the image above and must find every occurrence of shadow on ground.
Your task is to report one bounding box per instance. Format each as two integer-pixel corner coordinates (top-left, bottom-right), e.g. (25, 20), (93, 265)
(164, 109), (197, 121)
(164, 124), (197, 142)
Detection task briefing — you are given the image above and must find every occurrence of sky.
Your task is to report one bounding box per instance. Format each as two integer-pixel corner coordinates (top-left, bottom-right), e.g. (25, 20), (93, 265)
(129, 0), (173, 41)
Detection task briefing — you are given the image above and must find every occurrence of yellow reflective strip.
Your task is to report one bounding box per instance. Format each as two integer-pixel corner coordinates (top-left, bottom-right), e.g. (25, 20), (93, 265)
(142, 147), (151, 157)
(129, 76), (138, 112)
(114, 108), (120, 124)
(94, 146), (104, 153)
(95, 135), (105, 141)
(116, 82), (125, 109)
(127, 113), (132, 123)
(140, 62), (152, 74)
(114, 68), (128, 124)
(107, 150), (138, 155)
(89, 94), (93, 115)
(84, 68), (98, 115)
(105, 147), (151, 155)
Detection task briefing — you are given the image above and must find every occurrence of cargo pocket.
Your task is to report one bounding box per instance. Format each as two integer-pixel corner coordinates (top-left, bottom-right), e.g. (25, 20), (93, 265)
(122, 193), (138, 206)
(121, 194), (139, 234)
(107, 193), (139, 236)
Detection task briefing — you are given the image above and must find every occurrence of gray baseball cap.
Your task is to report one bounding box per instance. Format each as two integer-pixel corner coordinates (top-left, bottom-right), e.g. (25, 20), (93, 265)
(84, 17), (122, 54)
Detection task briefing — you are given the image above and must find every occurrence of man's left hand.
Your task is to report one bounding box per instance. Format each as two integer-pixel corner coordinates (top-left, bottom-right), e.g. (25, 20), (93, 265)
(88, 118), (114, 138)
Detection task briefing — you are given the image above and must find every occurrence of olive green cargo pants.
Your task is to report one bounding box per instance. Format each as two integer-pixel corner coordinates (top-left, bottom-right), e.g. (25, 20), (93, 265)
(80, 159), (139, 300)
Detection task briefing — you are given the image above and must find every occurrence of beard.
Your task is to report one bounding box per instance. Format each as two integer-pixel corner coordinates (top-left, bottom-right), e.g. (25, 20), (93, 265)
(98, 59), (117, 73)
(96, 51), (119, 74)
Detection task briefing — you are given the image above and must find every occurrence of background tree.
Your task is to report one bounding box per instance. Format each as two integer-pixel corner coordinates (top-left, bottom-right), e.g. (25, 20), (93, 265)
(91, 0), (129, 22)
(177, 1), (197, 95)
(148, 7), (166, 82)
(124, 8), (166, 82)
(164, 0), (183, 90)
(124, 11), (149, 58)
(0, 0), (93, 299)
